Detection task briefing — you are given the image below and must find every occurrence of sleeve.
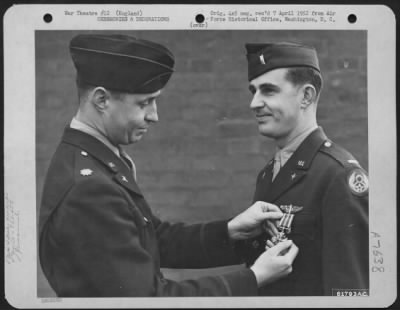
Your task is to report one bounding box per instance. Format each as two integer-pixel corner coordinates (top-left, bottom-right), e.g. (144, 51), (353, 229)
(229, 169), (269, 267)
(321, 167), (369, 294)
(154, 218), (245, 269)
(55, 178), (258, 297)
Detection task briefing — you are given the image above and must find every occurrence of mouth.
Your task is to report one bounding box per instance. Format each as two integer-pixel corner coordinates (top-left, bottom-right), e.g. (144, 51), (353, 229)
(134, 128), (148, 136)
(255, 114), (273, 122)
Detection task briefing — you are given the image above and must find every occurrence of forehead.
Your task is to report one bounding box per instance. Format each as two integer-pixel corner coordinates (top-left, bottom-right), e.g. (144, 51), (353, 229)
(249, 68), (289, 87)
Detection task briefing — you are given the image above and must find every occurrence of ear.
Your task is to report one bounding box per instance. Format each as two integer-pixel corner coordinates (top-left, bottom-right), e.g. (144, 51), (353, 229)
(300, 84), (317, 109)
(89, 87), (110, 112)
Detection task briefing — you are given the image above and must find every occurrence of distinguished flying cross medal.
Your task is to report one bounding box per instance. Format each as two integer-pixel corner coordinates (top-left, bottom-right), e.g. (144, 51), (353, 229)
(271, 204), (303, 245)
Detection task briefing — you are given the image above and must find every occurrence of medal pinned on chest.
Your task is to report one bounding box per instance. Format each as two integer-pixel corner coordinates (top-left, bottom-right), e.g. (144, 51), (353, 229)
(271, 204), (303, 244)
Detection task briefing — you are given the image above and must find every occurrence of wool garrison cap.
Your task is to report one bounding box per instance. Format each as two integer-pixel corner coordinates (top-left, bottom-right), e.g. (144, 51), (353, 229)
(70, 34), (175, 93)
(245, 42), (320, 81)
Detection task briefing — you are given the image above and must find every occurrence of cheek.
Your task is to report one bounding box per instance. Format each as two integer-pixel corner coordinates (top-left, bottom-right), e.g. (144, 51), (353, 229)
(279, 98), (300, 119)
(126, 111), (144, 130)
(111, 111), (128, 128)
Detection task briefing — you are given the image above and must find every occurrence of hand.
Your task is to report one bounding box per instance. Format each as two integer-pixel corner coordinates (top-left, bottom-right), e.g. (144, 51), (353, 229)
(227, 201), (282, 240)
(263, 218), (280, 239)
(265, 239), (276, 251)
(250, 240), (299, 287)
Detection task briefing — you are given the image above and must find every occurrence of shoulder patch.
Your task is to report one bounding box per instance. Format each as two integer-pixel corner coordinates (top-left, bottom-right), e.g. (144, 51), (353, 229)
(347, 168), (369, 196)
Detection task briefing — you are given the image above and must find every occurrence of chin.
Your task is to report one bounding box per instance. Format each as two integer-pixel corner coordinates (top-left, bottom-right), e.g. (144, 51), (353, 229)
(129, 134), (143, 144)
(258, 124), (278, 138)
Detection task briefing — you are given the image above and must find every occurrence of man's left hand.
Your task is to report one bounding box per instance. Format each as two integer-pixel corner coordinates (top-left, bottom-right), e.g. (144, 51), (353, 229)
(227, 201), (282, 240)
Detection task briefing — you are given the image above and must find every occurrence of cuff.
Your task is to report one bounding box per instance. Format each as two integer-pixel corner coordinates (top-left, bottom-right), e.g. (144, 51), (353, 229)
(219, 267), (258, 296)
(201, 220), (242, 266)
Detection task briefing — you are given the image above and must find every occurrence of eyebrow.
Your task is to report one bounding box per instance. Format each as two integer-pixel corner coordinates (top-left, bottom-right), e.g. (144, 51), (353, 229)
(140, 91), (161, 101)
(252, 83), (281, 93)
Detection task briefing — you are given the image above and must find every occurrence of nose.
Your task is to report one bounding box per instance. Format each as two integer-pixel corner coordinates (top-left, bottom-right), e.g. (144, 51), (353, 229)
(145, 100), (159, 123)
(249, 92), (265, 111)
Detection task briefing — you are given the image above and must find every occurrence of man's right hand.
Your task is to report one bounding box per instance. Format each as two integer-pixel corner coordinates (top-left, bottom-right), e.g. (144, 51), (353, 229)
(250, 240), (298, 287)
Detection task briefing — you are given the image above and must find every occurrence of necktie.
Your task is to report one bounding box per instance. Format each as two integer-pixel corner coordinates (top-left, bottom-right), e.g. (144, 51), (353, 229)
(272, 153), (281, 181)
(119, 148), (137, 181)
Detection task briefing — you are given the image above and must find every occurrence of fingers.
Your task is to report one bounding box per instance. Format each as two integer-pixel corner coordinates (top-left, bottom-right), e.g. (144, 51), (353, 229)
(267, 221), (279, 236)
(282, 243), (299, 263)
(266, 240), (293, 256)
(262, 211), (284, 220)
(264, 220), (279, 236)
(265, 239), (275, 250)
(263, 221), (272, 235)
(256, 201), (282, 214)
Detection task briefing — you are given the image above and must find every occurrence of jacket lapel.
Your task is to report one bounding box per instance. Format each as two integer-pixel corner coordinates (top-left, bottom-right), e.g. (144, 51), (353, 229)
(62, 127), (144, 197)
(267, 128), (328, 202)
(253, 159), (274, 202)
(113, 171), (143, 197)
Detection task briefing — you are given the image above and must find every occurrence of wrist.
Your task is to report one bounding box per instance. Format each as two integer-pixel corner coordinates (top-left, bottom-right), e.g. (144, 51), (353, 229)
(249, 265), (262, 287)
(227, 219), (237, 240)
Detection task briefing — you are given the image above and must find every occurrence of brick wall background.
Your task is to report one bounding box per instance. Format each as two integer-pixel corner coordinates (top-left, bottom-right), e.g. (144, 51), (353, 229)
(36, 30), (367, 296)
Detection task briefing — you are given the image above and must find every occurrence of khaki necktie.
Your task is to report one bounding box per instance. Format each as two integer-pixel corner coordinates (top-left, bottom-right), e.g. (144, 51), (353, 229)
(119, 148), (137, 181)
(272, 153), (282, 181)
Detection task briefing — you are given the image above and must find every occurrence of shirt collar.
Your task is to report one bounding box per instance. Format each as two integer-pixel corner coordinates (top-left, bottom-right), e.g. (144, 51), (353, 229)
(275, 125), (318, 167)
(70, 117), (121, 157)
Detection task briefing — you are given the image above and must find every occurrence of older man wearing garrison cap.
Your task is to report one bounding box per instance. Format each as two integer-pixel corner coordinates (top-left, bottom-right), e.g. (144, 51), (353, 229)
(235, 42), (369, 296)
(38, 34), (299, 297)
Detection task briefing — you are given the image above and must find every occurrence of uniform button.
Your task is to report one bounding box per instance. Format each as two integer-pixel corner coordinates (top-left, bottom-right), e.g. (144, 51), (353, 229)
(80, 168), (93, 176)
(324, 141), (332, 147)
(252, 240), (259, 249)
(81, 151), (88, 156)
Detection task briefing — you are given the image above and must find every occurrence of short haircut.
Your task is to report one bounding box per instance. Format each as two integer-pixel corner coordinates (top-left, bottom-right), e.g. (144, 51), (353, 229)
(285, 67), (323, 98)
(76, 78), (126, 102)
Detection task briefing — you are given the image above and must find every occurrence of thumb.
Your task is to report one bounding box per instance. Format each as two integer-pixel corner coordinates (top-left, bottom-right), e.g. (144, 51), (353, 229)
(259, 211), (283, 221)
(282, 243), (299, 262)
(267, 240), (293, 256)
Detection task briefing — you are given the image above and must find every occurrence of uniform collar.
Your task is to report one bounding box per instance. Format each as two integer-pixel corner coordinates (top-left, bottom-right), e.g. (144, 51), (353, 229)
(274, 125), (318, 168)
(260, 127), (328, 202)
(70, 117), (121, 157)
(62, 127), (143, 196)
(291, 126), (328, 170)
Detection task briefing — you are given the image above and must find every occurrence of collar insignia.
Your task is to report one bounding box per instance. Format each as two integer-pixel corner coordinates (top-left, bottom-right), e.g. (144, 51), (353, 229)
(80, 169), (93, 176)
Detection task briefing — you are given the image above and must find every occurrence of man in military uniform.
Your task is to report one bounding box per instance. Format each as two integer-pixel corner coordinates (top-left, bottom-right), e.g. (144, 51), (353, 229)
(38, 34), (299, 297)
(237, 42), (369, 296)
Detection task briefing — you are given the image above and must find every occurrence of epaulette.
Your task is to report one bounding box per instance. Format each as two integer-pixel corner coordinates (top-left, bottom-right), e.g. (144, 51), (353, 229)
(73, 149), (97, 179)
(319, 140), (362, 170)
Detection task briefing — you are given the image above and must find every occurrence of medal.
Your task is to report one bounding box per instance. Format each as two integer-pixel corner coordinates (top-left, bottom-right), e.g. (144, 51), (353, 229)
(271, 204), (303, 244)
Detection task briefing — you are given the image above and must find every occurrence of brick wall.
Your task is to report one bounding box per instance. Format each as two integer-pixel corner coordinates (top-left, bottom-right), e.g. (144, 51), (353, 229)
(36, 30), (367, 296)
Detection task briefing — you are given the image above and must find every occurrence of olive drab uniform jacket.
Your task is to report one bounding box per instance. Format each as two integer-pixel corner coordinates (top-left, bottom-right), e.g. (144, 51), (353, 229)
(39, 127), (258, 297)
(236, 127), (369, 296)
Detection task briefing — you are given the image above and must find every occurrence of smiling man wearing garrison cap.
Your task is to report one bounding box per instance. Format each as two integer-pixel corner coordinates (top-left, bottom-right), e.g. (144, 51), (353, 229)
(38, 34), (299, 297)
(236, 42), (369, 296)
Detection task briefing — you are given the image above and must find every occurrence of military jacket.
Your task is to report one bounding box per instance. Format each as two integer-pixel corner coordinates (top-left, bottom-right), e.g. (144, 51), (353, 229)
(39, 128), (257, 297)
(237, 127), (369, 296)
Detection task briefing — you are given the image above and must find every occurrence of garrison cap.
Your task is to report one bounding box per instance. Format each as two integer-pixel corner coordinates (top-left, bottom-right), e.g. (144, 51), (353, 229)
(70, 34), (175, 93)
(245, 42), (320, 81)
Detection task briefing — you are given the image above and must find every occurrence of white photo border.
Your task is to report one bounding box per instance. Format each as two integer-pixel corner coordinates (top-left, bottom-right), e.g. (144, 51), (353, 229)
(4, 4), (397, 308)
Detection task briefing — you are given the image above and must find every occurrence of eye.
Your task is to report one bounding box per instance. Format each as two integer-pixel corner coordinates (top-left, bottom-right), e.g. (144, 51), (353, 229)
(260, 86), (277, 96)
(248, 86), (256, 95)
(138, 99), (148, 108)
